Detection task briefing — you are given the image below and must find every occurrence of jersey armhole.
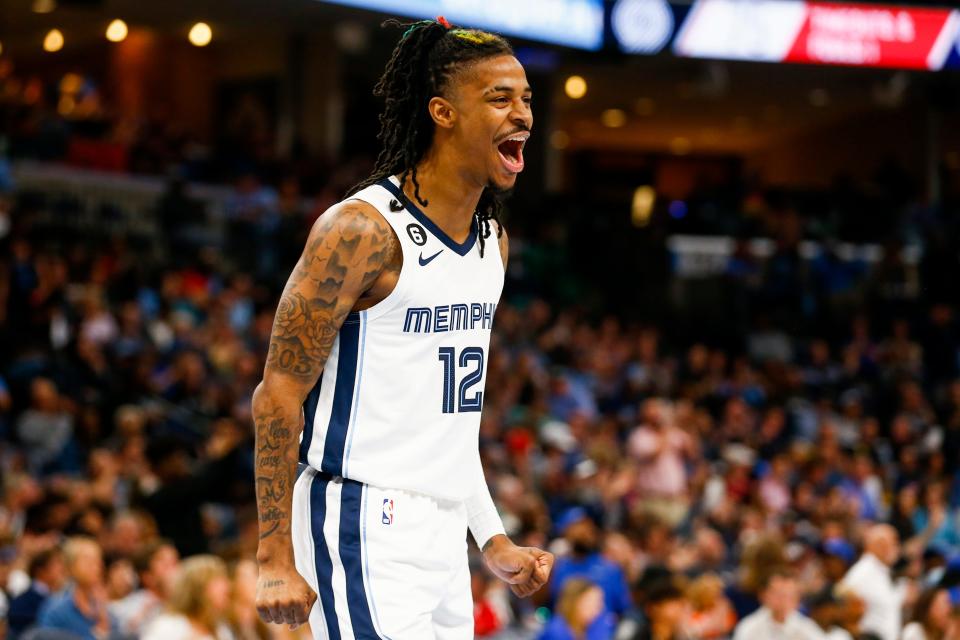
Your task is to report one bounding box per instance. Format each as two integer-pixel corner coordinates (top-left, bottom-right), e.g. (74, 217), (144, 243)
(344, 194), (410, 322)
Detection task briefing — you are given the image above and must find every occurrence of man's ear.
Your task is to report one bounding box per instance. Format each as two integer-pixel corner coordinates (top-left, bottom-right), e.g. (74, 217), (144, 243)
(428, 96), (456, 129)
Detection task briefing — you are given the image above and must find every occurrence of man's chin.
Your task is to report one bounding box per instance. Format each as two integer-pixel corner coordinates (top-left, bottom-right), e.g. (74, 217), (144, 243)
(487, 177), (516, 197)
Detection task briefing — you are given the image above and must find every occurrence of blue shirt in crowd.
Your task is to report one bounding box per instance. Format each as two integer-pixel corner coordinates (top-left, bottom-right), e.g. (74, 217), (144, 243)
(37, 588), (117, 640)
(551, 552), (632, 615)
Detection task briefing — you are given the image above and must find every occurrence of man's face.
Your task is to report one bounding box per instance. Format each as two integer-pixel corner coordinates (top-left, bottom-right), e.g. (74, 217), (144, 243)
(762, 576), (799, 621)
(566, 518), (599, 554)
(71, 543), (103, 589)
(40, 554), (68, 591)
(148, 545), (180, 596)
(446, 54), (532, 192)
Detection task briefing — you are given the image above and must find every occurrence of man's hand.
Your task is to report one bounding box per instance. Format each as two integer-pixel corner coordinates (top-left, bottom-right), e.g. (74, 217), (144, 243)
(483, 535), (555, 598)
(256, 561), (317, 629)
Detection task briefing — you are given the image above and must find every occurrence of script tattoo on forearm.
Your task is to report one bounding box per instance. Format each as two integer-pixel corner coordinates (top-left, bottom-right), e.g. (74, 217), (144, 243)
(254, 204), (399, 545)
(254, 410), (296, 541)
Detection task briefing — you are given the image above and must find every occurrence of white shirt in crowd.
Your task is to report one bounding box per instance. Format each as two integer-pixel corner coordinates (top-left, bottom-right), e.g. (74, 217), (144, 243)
(142, 613), (234, 640)
(841, 553), (908, 640)
(732, 607), (826, 640)
(826, 627), (855, 640)
(901, 622), (929, 640)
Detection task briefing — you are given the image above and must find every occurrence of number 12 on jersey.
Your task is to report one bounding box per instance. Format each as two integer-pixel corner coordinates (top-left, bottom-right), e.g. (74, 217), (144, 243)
(438, 347), (485, 413)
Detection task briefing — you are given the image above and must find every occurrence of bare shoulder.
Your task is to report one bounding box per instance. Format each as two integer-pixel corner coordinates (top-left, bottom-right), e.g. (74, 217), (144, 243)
(264, 198), (399, 384)
(305, 199), (394, 256)
(297, 198), (400, 283)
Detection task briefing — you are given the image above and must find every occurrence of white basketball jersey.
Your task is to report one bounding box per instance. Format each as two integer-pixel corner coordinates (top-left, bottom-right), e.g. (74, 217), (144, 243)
(298, 176), (504, 501)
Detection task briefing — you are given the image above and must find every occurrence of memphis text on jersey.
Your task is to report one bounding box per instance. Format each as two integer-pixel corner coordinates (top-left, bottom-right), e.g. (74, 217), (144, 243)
(402, 303), (497, 334)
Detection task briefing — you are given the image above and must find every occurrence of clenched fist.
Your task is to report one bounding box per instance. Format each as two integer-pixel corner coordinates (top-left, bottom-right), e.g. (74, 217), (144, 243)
(256, 562), (317, 629)
(483, 534), (555, 598)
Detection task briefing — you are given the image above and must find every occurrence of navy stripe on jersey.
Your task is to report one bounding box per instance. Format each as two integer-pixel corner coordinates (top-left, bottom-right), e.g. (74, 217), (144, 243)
(309, 475), (341, 640)
(340, 480), (380, 639)
(377, 178), (478, 256)
(320, 313), (361, 476)
(299, 378), (322, 464)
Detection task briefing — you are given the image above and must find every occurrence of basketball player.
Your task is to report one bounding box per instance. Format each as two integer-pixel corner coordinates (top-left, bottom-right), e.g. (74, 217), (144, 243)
(252, 17), (554, 639)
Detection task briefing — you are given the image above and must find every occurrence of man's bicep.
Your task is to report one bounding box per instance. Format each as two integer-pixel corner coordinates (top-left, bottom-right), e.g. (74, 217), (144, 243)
(264, 201), (394, 388)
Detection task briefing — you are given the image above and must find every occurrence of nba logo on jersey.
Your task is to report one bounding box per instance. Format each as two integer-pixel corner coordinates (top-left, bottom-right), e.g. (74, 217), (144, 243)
(381, 498), (394, 525)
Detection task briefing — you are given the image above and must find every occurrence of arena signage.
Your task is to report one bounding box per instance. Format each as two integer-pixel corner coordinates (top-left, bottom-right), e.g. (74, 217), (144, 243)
(671, 0), (960, 70)
(317, 0), (606, 50)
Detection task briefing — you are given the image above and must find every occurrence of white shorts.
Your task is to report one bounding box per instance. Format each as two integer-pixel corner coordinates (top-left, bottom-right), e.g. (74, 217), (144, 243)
(292, 467), (473, 640)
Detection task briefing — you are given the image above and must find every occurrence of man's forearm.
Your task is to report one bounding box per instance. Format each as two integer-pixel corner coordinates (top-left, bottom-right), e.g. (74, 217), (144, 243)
(253, 385), (302, 561)
(467, 460), (506, 551)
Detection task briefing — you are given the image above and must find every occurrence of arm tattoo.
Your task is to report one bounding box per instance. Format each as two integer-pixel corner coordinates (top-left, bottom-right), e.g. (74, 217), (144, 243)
(265, 206), (395, 382)
(255, 203), (396, 546)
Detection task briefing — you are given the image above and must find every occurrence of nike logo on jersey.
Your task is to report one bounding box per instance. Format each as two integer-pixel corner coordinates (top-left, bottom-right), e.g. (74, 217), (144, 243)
(418, 250), (443, 266)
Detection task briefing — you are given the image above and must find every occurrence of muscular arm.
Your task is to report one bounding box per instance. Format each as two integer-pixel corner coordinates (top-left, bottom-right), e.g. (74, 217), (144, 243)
(252, 200), (397, 625)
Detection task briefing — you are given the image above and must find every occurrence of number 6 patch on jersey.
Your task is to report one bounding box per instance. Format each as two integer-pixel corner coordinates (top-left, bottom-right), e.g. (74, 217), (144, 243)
(382, 498), (394, 525)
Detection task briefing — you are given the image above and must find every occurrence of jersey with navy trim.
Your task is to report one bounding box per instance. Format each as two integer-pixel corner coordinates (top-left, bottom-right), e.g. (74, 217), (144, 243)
(298, 176), (504, 501)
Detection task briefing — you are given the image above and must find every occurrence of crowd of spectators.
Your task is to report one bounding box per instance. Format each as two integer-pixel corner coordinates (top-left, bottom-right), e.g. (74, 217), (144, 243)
(1, 94), (960, 638)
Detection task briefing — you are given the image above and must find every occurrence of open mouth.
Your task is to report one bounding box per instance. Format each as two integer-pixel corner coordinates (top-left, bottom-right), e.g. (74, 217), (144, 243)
(496, 132), (528, 174)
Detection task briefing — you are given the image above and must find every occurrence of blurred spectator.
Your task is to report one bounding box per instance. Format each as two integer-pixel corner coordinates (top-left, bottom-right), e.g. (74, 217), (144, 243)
(731, 570), (823, 640)
(684, 574), (737, 639)
(142, 555), (232, 640)
(109, 540), (179, 638)
(551, 509), (632, 619)
(228, 559), (271, 640)
(16, 378), (75, 474)
(36, 537), (117, 640)
(539, 578), (614, 640)
(136, 432), (243, 557)
(625, 579), (692, 640)
(807, 588), (853, 640)
(7, 548), (67, 637)
(901, 588), (958, 640)
(841, 525), (908, 640)
(627, 399), (696, 528)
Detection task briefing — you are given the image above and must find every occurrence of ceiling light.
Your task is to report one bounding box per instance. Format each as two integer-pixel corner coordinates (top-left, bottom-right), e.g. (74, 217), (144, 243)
(44, 29), (64, 53)
(564, 75), (587, 100)
(632, 186), (656, 227)
(106, 19), (128, 43)
(189, 22), (212, 47)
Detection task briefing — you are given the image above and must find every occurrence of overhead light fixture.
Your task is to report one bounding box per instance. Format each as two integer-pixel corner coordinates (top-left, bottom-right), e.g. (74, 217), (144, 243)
(44, 29), (64, 53)
(32, 0), (56, 13)
(564, 75), (587, 100)
(632, 186), (656, 227)
(601, 108), (627, 128)
(188, 22), (213, 47)
(106, 19), (128, 43)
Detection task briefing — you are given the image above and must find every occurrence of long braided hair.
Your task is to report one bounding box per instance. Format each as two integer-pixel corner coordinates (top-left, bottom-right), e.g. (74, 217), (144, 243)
(347, 17), (514, 257)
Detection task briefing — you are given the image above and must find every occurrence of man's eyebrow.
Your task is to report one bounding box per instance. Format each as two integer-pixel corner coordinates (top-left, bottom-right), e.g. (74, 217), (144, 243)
(483, 85), (534, 95)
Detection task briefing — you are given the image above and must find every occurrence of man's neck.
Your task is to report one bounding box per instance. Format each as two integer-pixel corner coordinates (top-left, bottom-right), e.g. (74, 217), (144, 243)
(402, 155), (483, 242)
(768, 609), (790, 625)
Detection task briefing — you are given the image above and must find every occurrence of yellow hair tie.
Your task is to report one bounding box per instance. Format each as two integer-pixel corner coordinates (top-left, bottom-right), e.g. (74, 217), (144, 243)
(450, 29), (498, 44)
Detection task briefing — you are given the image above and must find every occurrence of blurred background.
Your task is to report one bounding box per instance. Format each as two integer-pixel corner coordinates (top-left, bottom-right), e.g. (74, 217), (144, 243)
(0, 0), (959, 638)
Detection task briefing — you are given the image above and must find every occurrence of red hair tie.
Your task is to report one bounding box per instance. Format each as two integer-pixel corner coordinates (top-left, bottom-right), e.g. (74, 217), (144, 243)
(436, 15), (452, 29)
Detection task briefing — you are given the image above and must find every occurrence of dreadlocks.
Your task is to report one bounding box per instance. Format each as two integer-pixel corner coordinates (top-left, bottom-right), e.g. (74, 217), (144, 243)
(347, 18), (514, 257)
